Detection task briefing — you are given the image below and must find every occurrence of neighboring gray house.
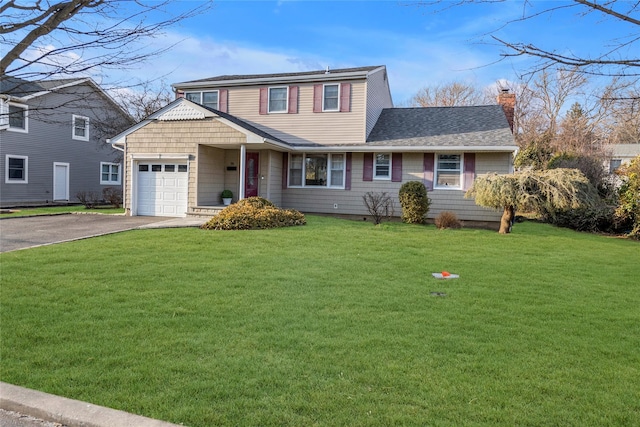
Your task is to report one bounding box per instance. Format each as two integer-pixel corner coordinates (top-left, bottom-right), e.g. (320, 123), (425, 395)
(605, 144), (640, 173)
(110, 66), (517, 223)
(0, 77), (133, 207)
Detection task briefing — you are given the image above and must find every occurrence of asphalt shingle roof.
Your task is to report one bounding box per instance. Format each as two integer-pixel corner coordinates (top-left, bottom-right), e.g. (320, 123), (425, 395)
(1, 76), (87, 98)
(0, 76), (45, 97)
(199, 103), (290, 146)
(367, 105), (515, 147)
(177, 66), (383, 85)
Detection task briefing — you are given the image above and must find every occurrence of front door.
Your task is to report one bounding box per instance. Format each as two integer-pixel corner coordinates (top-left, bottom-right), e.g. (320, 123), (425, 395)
(53, 162), (69, 200)
(245, 152), (259, 197)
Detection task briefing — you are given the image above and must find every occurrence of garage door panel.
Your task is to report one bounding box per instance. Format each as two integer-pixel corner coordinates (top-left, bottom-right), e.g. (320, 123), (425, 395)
(136, 162), (188, 217)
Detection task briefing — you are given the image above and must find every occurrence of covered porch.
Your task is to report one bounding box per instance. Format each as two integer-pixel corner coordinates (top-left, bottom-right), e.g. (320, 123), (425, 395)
(188, 144), (286, 217)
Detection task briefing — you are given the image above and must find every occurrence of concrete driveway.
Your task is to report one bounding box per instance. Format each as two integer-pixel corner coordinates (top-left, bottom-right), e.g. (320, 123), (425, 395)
(0, 214), (194, 253)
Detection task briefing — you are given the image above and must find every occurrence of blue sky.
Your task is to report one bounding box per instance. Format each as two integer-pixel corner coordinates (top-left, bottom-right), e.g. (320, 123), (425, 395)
(70, 1), (638, 104)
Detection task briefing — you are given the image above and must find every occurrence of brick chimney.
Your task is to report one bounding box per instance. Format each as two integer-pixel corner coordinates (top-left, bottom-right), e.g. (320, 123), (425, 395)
(497, 89), (515, 132)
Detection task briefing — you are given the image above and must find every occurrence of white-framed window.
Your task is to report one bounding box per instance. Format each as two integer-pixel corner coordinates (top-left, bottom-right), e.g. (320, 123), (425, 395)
(288, 153), (345, 188)
(323, 84), (340, 111)
(374, 153), (391, 180)
(268, 87), (288, 113)
(435, 154), (462, 189)
(7, 103), (28, 133)
(5, 155), (28, 184)
(100, 162), (121, 185)
(72, 115), (90, 141)
(185, 91), (219, 109)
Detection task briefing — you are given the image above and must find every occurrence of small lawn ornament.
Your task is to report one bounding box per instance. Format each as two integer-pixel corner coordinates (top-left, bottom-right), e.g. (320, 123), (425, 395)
(432, 271), (459, 279)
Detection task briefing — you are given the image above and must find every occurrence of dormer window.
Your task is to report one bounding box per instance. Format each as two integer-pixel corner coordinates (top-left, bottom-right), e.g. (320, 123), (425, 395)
(268, 87), (288, 113)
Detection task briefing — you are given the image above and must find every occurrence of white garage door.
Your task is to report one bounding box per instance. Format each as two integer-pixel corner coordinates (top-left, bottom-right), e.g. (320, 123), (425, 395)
(136, 162), (188, 217)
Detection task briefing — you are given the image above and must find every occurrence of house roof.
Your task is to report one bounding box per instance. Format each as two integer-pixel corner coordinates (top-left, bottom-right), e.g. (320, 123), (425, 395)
(366, 105), (515, 148)
(0, 76), (46, 98)
(606, 144), (640, 159)
(173, 66), (385, 89)
(200, 104), (289, 146)
(109, 98), (291, 149)
(1, 76), (133, 122)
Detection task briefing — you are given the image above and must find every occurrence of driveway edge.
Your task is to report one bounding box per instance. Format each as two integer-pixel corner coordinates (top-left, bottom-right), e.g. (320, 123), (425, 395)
(0, 382), (185, 427)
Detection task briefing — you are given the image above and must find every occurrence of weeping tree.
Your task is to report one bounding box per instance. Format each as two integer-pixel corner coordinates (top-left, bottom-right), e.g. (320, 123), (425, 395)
(465, 168), (602, 234)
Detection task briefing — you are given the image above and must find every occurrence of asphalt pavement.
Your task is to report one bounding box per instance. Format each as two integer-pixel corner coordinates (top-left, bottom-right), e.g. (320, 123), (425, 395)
(0, 214), (208, 252)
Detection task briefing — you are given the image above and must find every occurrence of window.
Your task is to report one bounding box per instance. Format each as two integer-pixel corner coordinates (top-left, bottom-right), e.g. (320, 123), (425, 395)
(268, 87), (288, 113)
(8, 104), (27, 132)
(185, 91), (219, 109)
(435, 154), (462, 188)
(374, 153), (391, 179)
(72, 115), (89, 141)
(323, 84), (339, 111)
(100, 162), (120, 184)
(609, 159), (622, 174)
(5, 155), (28, 183)
(289, 154), (303, 186)
(305, 154), (328, 186)
(288, 153), (345, 188)
(185, 92), (201, 103)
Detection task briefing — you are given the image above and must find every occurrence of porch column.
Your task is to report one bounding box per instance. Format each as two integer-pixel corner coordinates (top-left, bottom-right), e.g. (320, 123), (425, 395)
(239, 144), (246, 200)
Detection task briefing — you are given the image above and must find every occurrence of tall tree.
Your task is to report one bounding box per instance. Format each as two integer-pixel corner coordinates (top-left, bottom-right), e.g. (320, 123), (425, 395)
(416, 0), (639, 82)
(1, 1), (212, 80)
(408, 81), (489, 107)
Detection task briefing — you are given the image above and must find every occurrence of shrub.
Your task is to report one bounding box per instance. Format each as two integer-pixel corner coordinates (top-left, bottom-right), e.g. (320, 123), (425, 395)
(614, 155), (640, 239)
(201, 197), (305, 230)
(542, 204), (615, 233)
(435, 211), (462, 229)
(221, 189), (233, 200)
(76, 191), (100, 208)
(102, 187), (122, 208)
(398, 181), (431, 224)
(547, 153), (614, 198)
(362, 192), (394, 225)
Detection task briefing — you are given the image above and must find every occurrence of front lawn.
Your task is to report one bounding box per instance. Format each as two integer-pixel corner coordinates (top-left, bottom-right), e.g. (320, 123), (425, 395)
(0, 205), (125, 217)
(1, 217), (638, 426)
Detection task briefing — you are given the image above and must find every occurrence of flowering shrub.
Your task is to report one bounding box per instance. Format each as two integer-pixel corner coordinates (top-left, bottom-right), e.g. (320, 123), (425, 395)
(201, 197), (306, 230)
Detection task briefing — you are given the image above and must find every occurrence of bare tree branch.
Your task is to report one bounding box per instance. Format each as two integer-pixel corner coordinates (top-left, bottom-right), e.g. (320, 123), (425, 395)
(1, 0), (213, 79)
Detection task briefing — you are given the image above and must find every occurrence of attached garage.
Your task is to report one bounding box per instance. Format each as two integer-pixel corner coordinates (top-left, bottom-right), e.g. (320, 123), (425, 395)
(136, 162), (188, 217)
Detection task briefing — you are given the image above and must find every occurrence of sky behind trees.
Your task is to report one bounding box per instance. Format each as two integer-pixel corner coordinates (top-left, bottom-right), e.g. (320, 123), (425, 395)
(8, 1), (636, 103)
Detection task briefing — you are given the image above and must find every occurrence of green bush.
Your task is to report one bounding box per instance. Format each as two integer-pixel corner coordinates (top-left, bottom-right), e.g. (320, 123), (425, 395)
(398, 181), (431, 224)
(541, 204), (615, 233)
(614, 155), (640, 239)
(434, 211), (462, 229)
(201, 197), (306, 230)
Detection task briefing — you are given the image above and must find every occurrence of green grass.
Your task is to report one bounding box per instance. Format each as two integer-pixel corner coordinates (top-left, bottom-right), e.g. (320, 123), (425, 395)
(0, 205), (125, 217)
(1, 216), (638, 426)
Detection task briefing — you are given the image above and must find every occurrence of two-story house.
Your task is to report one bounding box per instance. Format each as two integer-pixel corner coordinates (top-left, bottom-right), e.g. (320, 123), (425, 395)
(0, 76), (133, 207)
(110, 66), (517, 223)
